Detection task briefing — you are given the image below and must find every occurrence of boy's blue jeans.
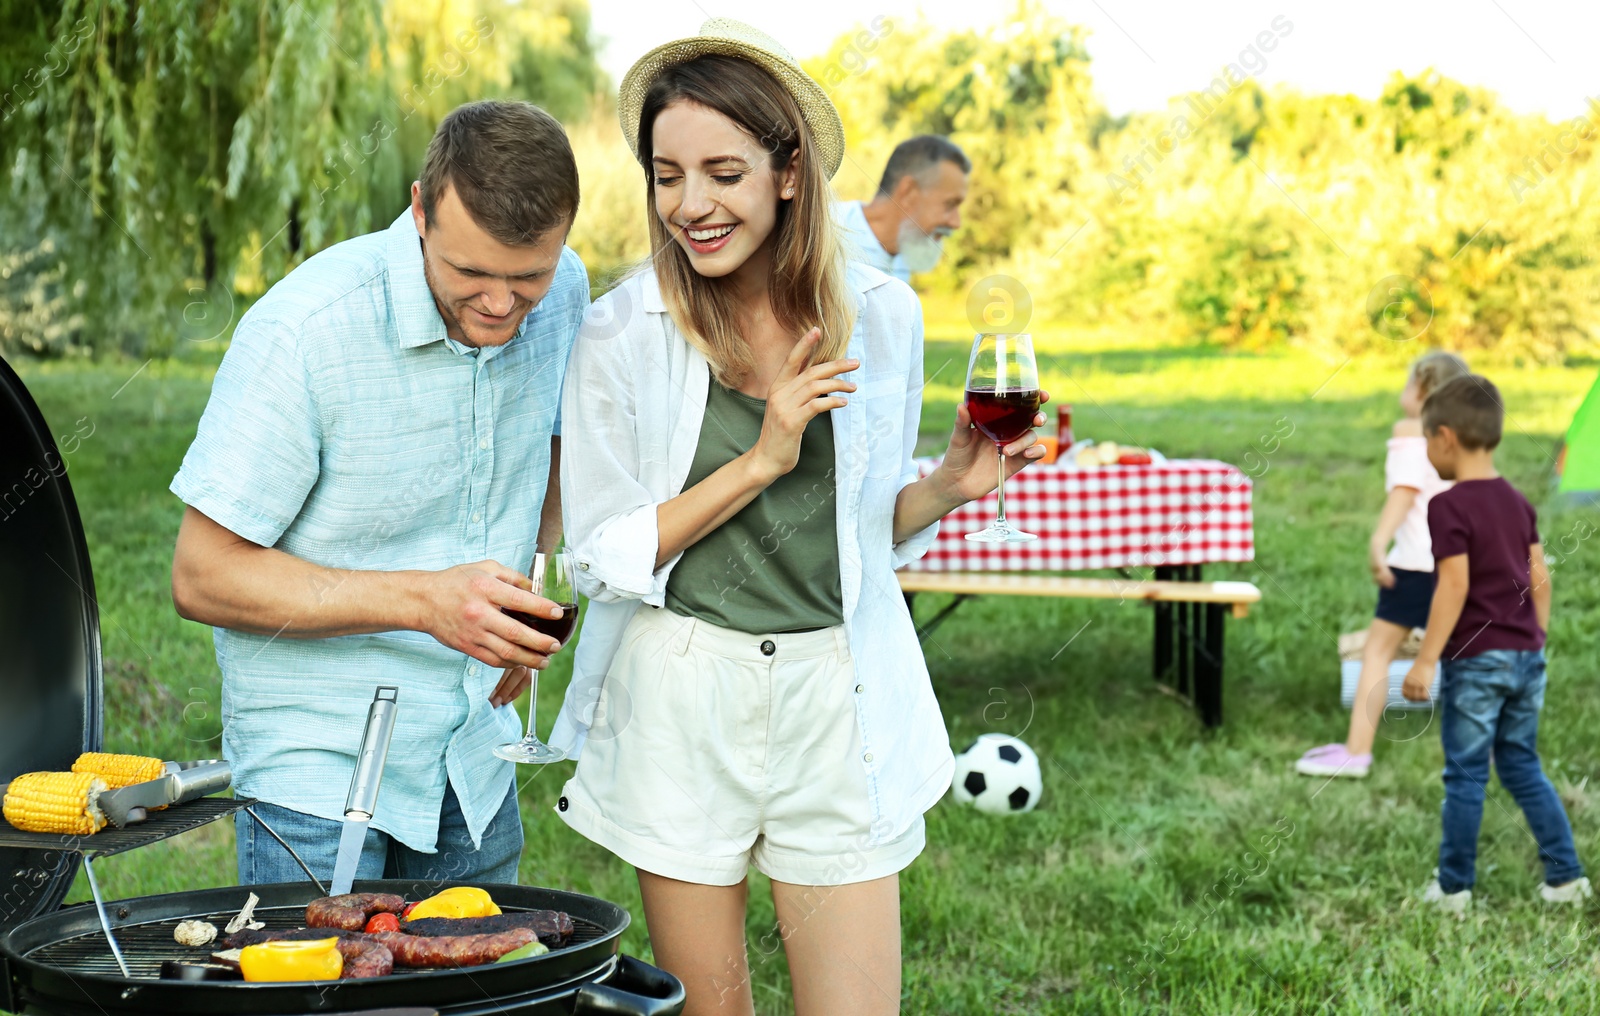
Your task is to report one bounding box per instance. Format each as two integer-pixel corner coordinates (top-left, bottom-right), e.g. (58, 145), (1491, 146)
(1437, 648), (1583, 893)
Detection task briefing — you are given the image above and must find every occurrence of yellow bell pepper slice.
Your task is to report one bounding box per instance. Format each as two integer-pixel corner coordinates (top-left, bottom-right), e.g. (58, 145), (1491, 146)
(403, 886), (501, 920)
(238, 938), (343, 982)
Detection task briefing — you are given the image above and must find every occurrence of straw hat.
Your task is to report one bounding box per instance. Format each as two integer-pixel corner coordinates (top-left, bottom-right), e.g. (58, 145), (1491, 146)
(617, 17), (845, 181)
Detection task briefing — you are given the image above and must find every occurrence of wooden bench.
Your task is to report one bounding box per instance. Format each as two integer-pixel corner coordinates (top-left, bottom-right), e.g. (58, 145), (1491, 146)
(898, 566), (1262, 727)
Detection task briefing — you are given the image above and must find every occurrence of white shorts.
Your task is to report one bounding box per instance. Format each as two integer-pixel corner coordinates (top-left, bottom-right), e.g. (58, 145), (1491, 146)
(555, 606), (926, 886)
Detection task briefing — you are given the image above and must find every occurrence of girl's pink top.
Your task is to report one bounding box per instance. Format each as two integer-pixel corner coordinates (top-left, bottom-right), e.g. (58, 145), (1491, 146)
(1384, 434), (1450, 572)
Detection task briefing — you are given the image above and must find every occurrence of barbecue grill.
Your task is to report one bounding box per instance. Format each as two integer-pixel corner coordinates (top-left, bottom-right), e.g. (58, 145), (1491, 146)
(0, 357), (685, 1015)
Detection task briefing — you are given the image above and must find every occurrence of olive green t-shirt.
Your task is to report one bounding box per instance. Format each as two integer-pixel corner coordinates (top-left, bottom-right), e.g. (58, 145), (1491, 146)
(663, 375), (843, 633)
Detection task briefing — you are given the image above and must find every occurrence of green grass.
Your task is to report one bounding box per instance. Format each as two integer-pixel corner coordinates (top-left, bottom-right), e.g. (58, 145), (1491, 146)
(10, 332), (1600, 1014)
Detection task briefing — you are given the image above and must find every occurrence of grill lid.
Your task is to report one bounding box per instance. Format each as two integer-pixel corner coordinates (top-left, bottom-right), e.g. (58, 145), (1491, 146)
(0, 355), (103, 934)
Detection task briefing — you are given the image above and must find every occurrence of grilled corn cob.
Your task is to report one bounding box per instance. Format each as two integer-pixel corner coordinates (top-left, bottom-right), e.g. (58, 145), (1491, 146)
(72, 752), (165, 789)
(3, 771), (108, 835)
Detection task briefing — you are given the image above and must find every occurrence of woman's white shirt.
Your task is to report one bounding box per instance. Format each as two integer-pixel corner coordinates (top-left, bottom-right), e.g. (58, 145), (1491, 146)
(550, 263), (953, 845)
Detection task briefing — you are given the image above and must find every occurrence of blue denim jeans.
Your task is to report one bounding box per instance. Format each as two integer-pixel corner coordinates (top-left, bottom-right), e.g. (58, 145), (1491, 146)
(235, 781), (522, 888)
(1437, 648), (1582, 893)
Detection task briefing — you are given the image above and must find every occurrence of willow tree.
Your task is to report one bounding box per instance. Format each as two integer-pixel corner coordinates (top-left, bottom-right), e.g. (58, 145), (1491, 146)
(0, 0), (605, 357)
(0, 1), (392, 355)
(365, 0), (604, 245)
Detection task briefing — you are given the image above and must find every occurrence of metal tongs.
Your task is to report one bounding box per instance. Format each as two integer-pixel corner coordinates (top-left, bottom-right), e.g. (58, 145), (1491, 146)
(99, 759), (234, 828)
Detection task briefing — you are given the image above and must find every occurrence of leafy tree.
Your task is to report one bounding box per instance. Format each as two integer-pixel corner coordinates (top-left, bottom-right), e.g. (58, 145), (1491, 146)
(6, 5), (1595, 361)
(564, 108), (650, 294)
(368, 0), (606, 233)
(808, 1), (1105, 291)
(0, 0), (605, 357)
(1, 1), (392, 355)
(802, 8), (1598, 360)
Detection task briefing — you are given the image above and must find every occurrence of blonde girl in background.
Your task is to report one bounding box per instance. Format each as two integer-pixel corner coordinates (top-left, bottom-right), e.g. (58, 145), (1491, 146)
(1297, 350), (1470, 779)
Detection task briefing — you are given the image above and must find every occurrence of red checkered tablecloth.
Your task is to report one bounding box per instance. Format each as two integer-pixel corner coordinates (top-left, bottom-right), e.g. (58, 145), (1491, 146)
(902, 457), (1255, 572)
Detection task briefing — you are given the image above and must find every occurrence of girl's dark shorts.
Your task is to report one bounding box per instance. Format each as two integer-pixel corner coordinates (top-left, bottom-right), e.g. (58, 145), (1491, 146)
(1375, 567), (1435, 629)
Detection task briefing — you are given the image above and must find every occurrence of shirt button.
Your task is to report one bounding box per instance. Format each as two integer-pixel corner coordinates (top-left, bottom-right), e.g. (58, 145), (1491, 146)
(855, 684), (865, 694)
(578, 562), (590, 571)
(472, 512), (482, 523)
(863, 752), (873, 763)
(479, 438), (488, 450)
(760, 640), (776, 657)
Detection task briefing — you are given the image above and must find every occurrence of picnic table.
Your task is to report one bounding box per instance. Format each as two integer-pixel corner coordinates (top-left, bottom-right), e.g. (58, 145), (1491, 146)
(899, 456), (1260, 725)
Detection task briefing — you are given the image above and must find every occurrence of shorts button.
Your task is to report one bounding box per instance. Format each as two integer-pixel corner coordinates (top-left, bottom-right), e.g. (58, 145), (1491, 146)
(760, 640), (776, 656)
(557, 796), (569, 812)
(863, 752), (873, 763)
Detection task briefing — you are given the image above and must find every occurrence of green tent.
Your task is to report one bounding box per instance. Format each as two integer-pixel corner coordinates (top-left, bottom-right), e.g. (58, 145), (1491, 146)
(1559, 374), (1600, 492)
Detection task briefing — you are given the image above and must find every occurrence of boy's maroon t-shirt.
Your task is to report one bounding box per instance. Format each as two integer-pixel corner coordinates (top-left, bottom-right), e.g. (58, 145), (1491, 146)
(1428, 476), (1544, 659)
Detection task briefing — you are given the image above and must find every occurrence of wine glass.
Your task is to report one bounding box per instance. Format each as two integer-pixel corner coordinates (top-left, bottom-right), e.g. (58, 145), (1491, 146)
(963, 333), (1041, 543)
(493, 545), (579, 764)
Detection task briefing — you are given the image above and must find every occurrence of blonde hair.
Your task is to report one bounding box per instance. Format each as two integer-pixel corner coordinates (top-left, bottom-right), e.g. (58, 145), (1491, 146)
(635, 55), (854, 387)
(1410, 350), (1470, 400)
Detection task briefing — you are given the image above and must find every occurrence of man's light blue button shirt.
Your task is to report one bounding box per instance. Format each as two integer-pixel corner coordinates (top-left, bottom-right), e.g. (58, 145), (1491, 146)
(837, 200), (912, 283)
(171, 210), (587, 852)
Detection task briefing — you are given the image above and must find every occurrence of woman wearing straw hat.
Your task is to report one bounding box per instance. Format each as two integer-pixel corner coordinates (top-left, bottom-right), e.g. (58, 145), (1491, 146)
(546, 18), (1046, 1014)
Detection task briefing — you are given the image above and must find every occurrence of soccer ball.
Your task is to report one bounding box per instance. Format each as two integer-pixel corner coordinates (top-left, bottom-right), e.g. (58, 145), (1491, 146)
(951, 733), (1042, 815)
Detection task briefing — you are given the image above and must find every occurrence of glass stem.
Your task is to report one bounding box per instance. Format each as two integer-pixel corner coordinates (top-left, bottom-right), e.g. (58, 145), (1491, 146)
(524, 667), (540, 740)
(994, 446), (1008, 527)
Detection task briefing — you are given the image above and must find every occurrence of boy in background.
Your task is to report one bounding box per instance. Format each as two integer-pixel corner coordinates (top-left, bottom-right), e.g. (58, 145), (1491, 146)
(1402, 374), (1589, 913)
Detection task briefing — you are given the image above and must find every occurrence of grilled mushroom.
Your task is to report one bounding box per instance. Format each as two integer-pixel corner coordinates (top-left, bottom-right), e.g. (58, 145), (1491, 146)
(173, 920), (218, 947)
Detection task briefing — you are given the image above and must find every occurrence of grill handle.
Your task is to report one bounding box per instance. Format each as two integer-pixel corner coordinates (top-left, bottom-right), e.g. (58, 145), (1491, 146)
(572, 953), (686, 1015)
(1, 950), (16, 1015)
(345, 686), (399, 817)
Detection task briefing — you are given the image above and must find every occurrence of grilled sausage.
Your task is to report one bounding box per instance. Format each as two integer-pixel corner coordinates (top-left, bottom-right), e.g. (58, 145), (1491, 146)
(305, 893), (408, 932)
(337, 938), (394, 979)
(369, 928), (539, 968)
(221, 927), (360, 949)
(399, 910), (574, 948)
(221, 927), (532, 971)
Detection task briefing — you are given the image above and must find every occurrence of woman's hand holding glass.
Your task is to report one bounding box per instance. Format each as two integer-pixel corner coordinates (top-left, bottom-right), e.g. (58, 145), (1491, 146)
(932, 390), (1051, 504)
(949, 332), (1048, 543)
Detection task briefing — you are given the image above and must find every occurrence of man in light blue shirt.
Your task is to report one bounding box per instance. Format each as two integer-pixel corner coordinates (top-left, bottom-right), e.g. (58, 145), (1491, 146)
(836, 135), (971, 283)
(170, 100), (587, 886)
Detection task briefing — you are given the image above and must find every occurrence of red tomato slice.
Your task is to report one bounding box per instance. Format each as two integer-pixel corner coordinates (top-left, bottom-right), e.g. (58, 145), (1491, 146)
(365, 912), (401, 934)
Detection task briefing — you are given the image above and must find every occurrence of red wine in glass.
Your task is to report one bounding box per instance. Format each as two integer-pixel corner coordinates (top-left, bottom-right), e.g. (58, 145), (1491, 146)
(503, 604), (578, 645)
(966, 388), (1042, 445)
(494, 548), (578, 764)
(963, 333), (1040, 543)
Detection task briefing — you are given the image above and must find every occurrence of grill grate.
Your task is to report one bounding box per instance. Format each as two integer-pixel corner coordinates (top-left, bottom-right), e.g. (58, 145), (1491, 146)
(26, 904), (608, 980)
(0, 797), (254, 858)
